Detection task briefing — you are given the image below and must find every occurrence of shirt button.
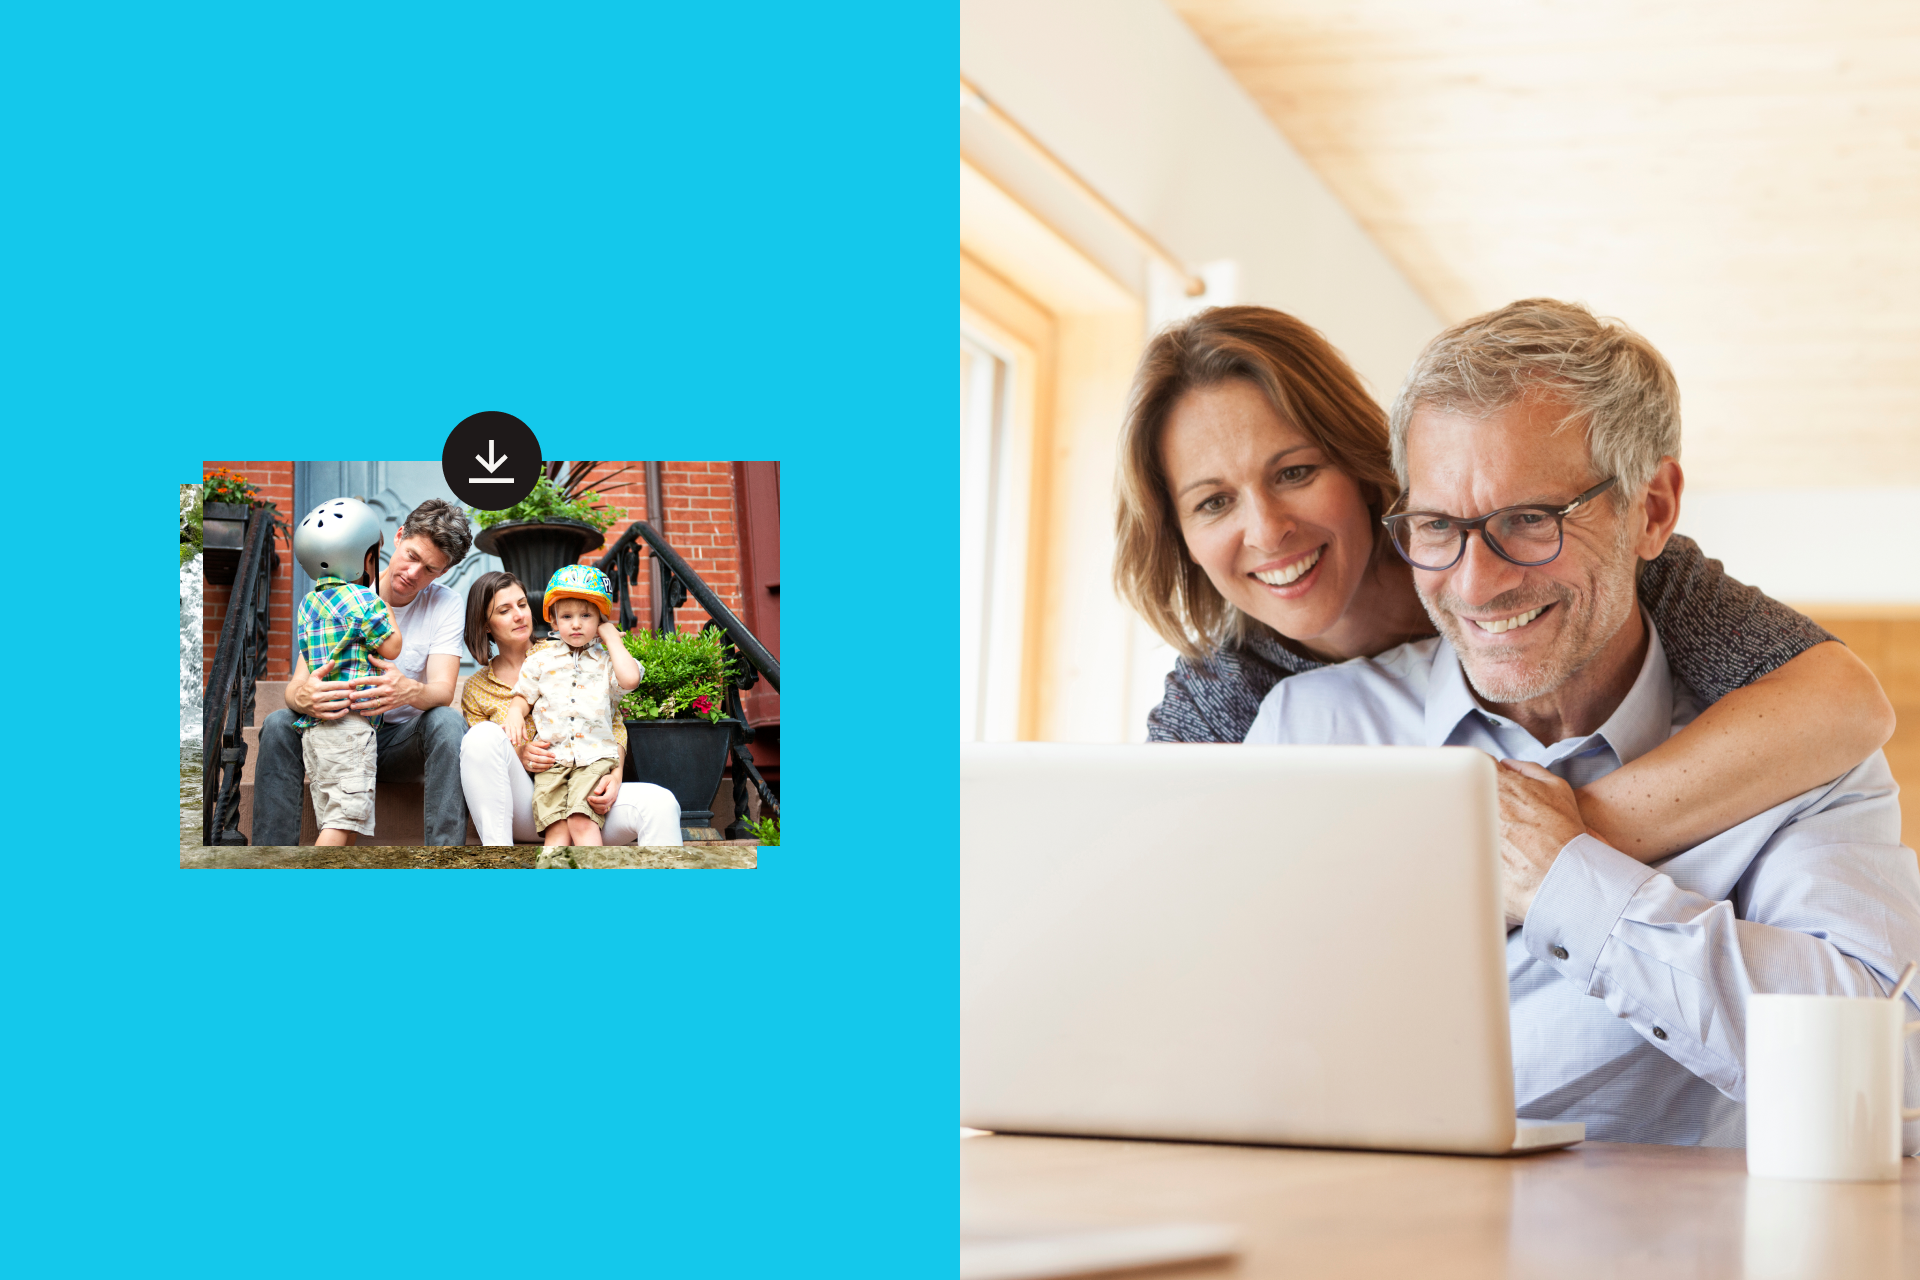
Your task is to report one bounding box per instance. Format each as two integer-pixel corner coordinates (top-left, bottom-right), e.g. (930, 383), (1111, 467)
(1550, 945), (1569, 961)
(1652, 1027), (1668, 1041)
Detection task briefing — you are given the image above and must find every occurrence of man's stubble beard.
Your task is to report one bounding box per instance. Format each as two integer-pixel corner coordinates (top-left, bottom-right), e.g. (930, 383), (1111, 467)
(1420, 520), (1640, 706)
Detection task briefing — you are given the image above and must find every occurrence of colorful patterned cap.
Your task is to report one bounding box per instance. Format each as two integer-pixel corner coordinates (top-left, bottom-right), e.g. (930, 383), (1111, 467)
(544, 563), (616, 623)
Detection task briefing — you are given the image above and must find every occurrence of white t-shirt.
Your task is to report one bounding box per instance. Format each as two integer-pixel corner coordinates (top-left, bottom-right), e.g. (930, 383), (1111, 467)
(379, 578), (466, 725)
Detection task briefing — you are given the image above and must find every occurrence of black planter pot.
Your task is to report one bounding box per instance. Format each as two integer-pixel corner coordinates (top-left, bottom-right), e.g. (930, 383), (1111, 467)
(623, 717), (740, 842)
(473, 518), (606, 638)
(202, 502), (250, 585)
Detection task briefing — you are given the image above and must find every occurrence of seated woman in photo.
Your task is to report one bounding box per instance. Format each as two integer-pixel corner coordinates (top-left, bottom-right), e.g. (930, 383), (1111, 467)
(1113, 305), (1895, 863)
(457, 569), (682, 847)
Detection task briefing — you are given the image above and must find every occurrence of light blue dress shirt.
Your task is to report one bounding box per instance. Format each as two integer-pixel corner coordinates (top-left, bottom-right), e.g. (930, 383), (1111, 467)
(1245, 618), (1920, 1148)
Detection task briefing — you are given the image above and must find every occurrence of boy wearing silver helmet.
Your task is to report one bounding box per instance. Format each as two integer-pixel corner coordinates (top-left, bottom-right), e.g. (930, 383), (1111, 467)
(504, 564), (643, 849)
(289, 497), (403, 845)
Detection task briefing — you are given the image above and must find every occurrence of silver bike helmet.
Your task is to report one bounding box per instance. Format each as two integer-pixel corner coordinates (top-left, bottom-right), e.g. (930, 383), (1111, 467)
(294, 497), (384, 581)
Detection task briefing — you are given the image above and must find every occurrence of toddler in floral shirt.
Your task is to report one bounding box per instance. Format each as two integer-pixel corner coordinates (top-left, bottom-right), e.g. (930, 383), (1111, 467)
(505, 565), (643, 847)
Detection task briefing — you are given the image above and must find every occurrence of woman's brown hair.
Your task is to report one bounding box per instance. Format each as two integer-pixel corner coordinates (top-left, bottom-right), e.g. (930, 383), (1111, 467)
(464, 570), (528, 668)
(1113, 306), (1400, 661)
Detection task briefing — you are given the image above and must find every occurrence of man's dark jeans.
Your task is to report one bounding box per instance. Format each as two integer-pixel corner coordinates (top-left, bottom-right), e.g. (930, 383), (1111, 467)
(254, 706), (469, 845)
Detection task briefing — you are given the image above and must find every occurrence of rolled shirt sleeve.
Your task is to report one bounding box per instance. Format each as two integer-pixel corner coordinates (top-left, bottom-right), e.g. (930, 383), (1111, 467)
(428, 593), (465, 657)
(360, 595), (396, 647)
(460, 671), (489, 727)
(1522, 757), (1920, 1150)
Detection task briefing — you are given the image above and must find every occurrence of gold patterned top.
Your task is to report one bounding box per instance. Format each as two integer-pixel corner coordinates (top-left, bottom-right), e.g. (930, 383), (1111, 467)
(461, 641), (628, 754)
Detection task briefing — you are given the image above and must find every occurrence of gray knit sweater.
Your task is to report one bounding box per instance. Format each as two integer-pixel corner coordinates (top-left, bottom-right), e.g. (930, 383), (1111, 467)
(1145, 535), (1834, 744)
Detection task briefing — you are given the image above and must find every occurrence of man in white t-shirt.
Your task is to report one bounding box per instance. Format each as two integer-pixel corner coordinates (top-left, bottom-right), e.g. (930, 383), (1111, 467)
(256, 499), (474, 844)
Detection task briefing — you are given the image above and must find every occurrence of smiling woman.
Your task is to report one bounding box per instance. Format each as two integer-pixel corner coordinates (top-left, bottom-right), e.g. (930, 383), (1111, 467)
(1156, 363), (1429, 665)
(1116, 307), (1431, 670)
(1112, 302), (1897, 865)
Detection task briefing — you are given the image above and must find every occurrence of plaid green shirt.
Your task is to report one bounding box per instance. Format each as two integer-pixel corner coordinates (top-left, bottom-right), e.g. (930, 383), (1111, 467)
(292, 577), (398, 730)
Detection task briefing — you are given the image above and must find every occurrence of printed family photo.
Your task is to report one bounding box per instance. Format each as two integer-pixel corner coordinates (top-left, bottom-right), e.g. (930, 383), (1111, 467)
(180, 459), (780, 868)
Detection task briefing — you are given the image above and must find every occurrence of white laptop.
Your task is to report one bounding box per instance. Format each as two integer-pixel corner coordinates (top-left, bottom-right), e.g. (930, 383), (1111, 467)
(960, 742), (1583, 1156)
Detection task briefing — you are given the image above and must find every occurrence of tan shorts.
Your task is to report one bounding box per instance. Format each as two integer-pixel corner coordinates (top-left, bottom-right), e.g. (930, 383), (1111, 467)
(303, 714), (378, 836)
(532, 757), (618, 832)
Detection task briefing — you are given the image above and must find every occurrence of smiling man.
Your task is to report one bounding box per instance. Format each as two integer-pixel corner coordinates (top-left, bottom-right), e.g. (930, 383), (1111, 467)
(1245, 299), (1920, 1148)
(254, 498), (474, 846)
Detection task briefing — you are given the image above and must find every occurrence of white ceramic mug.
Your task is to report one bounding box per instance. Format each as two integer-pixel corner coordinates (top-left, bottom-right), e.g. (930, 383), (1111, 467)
(1746, 993), (1920, 1182)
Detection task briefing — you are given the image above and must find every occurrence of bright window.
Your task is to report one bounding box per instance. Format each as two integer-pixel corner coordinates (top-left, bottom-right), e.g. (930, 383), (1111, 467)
(960, 254), (1049, 742)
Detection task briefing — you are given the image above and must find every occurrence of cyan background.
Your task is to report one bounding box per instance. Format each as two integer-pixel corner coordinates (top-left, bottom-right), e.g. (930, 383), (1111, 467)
(7, 5), (954, 1276)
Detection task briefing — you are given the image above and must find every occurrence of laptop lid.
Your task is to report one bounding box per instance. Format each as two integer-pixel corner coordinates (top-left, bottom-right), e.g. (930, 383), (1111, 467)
(961, 742), (1520, 1155)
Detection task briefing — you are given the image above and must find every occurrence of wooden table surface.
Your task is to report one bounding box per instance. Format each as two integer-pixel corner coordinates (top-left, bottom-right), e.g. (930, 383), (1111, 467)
(962, 1133), (1920, 1278)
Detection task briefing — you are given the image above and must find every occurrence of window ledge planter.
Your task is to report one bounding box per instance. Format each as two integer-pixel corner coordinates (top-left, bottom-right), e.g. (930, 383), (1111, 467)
(473, 518), (607, 637)
(201, 502), (252, 584)
(622, 717), (741, 842)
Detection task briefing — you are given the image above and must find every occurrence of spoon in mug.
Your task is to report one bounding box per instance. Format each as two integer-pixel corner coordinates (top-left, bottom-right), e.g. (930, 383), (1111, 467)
(1889, 961), (1918, 1005)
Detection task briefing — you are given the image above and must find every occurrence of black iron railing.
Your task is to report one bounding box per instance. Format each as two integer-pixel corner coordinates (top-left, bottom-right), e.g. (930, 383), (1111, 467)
(597, 520), (780, 834)
(202, 511), (279, 844)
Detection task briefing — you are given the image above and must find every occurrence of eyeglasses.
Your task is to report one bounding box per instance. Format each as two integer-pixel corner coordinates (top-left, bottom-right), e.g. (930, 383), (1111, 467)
(1381, 477), (1618, 572)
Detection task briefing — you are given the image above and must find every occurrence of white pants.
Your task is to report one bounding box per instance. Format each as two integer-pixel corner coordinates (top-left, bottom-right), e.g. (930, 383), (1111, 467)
(459, 721), (682, 846)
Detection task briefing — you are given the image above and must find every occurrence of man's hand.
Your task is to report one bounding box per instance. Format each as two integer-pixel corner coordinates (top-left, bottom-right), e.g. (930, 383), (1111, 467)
(289, 659), (356, 721)
(586, 767), (619, 816)
(1496, 759), (1589, 929)
(345, 655), (425, 717)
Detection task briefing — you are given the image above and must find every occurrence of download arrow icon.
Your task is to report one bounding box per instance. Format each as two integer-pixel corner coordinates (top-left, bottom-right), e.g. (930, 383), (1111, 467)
(444, 410), (539, 510)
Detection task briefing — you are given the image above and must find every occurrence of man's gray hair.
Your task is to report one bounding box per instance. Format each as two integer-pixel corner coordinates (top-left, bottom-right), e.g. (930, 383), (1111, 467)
(399, 497), (473, 566)
(1388, 299), (1681, 499)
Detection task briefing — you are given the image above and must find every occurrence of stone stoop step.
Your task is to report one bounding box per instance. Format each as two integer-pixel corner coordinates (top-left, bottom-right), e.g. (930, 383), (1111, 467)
(230, 680), (754, 846)
(183, 844), (758, 870)
(233, 680), (462, 845)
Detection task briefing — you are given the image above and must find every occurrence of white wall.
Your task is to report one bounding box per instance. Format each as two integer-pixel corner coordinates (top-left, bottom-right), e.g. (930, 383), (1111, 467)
(1676, 489), (1920, 607)
(961, 0), (1442, 402)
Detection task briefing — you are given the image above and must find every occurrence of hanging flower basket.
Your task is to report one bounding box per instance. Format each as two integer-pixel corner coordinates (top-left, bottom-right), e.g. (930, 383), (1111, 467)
(198, 468), (287, 586)
(201, 503), (251, 585)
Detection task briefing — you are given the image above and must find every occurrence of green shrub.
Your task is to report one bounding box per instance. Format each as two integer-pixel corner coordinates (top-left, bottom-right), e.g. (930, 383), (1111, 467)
(618, 627), (732, 723)
(180, 483), (204, 566)
(745, 814), (779, 846)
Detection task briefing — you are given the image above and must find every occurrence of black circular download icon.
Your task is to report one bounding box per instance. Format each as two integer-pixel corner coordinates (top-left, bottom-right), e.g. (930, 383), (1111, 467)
(443, 411), (542, 510)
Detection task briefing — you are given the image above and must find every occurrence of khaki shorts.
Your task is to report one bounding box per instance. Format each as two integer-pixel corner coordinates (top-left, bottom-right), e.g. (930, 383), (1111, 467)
(532, 757), (617, 832)
(302, 714), (378, 837)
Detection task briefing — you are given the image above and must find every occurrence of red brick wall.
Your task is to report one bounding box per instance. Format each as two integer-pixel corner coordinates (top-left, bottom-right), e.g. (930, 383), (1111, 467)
(201, 461), (295, 682)
(200, 460), (757, 689)
(571, 461), (744, 635)
(579, 460), (776, 792)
